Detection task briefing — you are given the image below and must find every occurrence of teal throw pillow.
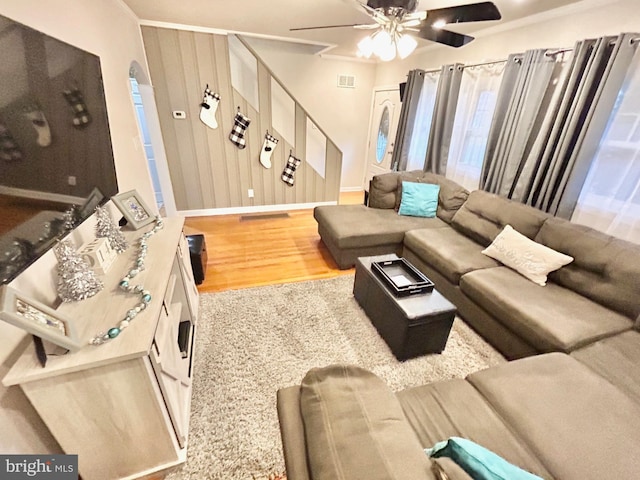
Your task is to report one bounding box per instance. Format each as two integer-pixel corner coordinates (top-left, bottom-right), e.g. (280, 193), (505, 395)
(425, 437), (543, 480)
(398, 182), (440, 218)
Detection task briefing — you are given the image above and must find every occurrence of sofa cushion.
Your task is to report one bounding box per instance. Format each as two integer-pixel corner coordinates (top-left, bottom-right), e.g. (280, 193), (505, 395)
(571, 330), (640, 403)
(397, 379), (551, 479)
(460, 267), (632, 352)
(467, 353), (640, 480)
(482, 225), (574, 286)
(536, 217), (640, 320)
(300, 365), (434, 480)
(369, 170), (426, 209)
(395, 173), (469, 223)
(404, 228), (500, 284)
(398, 182), (440, 218)
(450, 190), (550, 247)
(314, 204), (446, 249)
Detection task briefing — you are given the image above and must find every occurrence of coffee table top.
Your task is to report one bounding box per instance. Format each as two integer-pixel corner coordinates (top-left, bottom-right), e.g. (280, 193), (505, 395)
(356, 254), (456, 320)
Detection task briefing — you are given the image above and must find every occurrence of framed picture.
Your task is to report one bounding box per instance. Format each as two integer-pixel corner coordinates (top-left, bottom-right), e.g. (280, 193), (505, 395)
(112, 189), (155, 230)
(0, 286), (83, 352)
(78, 187), (105, 219)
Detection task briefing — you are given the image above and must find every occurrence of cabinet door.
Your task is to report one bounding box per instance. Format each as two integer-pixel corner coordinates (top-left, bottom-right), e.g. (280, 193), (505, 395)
(178, 234), (200, 321)
(150, 302), (192, 448)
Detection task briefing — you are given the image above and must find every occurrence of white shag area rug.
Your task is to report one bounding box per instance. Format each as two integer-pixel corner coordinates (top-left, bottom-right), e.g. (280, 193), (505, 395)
(166, 275), (505, 480)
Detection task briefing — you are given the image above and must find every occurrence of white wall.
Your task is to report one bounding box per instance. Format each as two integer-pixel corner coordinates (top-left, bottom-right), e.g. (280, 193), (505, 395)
(374, 0), (640, 86)
(246, 38), (377, 190)
(0, 0), (154, 453)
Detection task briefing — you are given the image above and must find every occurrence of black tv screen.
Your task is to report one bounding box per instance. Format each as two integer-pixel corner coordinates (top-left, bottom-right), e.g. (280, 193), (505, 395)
(0, 13), (118, 284)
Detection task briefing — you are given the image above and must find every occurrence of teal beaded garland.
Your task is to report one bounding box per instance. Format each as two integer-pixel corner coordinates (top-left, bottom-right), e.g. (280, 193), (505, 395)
(90, 216), (164, 346)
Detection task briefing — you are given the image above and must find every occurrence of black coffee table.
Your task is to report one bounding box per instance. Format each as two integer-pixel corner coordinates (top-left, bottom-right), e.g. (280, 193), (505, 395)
(354, 254), (457, 360)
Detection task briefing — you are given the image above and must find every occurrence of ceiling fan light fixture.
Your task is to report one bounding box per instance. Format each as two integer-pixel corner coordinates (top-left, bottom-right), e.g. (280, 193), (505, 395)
(378, 41), (397, 61)
(397, 34), (417, 59)
(357, 35), (375, 58)
(372, 29), (393, 52)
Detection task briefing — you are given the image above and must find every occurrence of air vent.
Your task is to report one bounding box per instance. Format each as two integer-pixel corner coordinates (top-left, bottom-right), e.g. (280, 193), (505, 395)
(337, 74), (356, 89)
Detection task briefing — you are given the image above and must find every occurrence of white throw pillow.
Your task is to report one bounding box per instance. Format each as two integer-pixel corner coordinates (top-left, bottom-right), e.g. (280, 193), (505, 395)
(482, 225), (574, 286)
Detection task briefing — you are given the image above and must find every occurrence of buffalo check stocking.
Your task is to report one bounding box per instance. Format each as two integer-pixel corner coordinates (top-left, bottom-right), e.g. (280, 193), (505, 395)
(229, 110), (250, 149)
(281, 153), (301, 187)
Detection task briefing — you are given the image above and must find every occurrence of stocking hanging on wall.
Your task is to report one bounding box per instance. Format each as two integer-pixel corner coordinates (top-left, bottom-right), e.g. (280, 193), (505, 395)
(63, 87), (92, 128)
(259, 131), (278, 169)
(199, 84), (220, 129)
(229, 108), (250, 149)
(281, 152), (301, 187)
(0, 122), (22, 161)
(23, 106), (51, 147)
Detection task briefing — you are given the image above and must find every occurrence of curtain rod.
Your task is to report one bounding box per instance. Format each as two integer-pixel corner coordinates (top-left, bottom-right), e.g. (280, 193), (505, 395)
(546, 48), (573, 57)
(421, 58), (507, 74)
(461, 59), (508, 69)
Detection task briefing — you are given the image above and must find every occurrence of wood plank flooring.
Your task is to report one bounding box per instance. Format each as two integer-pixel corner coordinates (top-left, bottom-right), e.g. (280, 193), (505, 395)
(184, 191), (363, 293)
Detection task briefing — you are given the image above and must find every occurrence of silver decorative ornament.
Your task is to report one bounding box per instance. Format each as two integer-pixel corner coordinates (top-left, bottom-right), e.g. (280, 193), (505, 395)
(54, 240), (103, 302)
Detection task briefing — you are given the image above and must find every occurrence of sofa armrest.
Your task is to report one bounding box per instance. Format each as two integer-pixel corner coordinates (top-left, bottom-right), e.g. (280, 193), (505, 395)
(277, 386), (311, 480)
(300, 365), (436, 480)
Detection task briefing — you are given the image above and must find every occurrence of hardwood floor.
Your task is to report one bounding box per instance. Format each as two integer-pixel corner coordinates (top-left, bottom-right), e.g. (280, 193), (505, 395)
(184, 191), (364, 293)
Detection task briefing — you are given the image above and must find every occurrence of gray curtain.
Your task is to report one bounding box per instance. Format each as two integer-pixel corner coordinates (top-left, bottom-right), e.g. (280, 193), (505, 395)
(523, 33), (640, 217)
(480, 50), (561, 195)
(423, 63), (463, 175)
(391, 69), (425, 171)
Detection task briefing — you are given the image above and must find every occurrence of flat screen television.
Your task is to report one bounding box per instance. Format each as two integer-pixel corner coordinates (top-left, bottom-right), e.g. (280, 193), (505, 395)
(0, 14), (118, 284)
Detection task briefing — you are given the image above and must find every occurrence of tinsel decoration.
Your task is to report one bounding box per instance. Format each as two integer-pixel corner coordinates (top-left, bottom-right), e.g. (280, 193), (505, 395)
(95, 205), (128, 253)
(63, 205), (80, 231)
(91, 216), (164, 345)
(55, 240), (103, 302)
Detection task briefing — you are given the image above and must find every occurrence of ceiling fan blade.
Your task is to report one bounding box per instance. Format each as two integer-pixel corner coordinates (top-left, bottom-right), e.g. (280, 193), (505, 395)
(354, 23), (383, 30)
(289, 24), (370, 31)
(425, 1), (501, 25)
(366, 0), (418, 12)
(417, 25), (475, 48)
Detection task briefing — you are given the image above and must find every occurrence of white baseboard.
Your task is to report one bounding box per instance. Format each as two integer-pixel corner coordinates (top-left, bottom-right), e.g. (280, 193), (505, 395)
(177, 200), (337, 217)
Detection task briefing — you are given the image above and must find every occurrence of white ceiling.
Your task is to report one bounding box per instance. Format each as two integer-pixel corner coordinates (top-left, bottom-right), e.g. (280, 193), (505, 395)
(121, 0), (586, 58)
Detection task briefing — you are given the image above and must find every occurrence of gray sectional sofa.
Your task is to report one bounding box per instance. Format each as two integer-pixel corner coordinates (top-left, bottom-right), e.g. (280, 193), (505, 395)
(277, 170), (640, 480)
(314, 170), (640, 360)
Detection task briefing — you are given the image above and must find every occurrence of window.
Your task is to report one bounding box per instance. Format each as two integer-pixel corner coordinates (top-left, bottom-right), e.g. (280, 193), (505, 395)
(406, 72), (439, 171)
(445, 65), (504, 190)
(572, 62), (640, 244)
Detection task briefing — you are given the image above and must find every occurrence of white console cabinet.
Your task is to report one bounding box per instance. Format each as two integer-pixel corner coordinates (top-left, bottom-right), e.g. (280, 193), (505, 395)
(3, 217), (198, 480)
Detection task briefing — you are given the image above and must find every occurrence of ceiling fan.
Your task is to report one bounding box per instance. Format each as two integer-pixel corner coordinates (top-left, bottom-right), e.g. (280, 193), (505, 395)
(290, 1), (501, 59)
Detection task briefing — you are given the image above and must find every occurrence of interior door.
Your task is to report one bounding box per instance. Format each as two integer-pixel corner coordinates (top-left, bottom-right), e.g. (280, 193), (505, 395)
(364, 87), (400, 190)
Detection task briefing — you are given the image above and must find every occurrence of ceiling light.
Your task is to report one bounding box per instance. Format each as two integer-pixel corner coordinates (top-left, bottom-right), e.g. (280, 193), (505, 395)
(396, 34), (418, 59)
(357, 27), (417, 62)
(357, 36), (374, 58)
